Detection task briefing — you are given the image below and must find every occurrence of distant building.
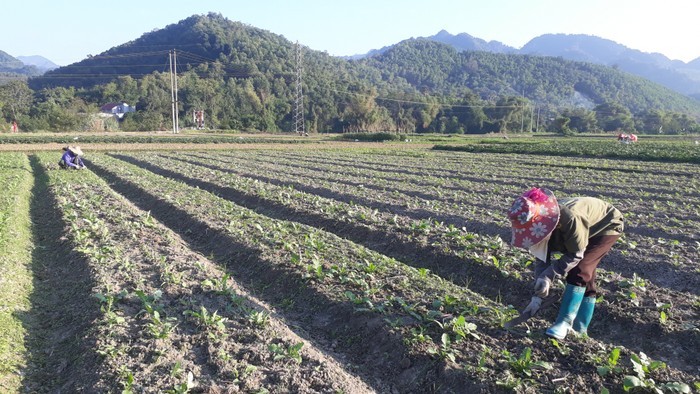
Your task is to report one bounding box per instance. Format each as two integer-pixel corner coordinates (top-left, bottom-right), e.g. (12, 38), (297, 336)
(100, 102), (136, 119)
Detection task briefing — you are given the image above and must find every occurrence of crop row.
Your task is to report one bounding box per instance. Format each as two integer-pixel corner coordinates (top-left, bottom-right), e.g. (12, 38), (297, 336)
(107, 150), (700, 376)
(178, 149), (700, 282)
(0, 153), (33, 392)
(84, 151), (698, 392)
(435, 139), (700, 164)
(0, 134), (312, 145)
(31, 152), (374, 393)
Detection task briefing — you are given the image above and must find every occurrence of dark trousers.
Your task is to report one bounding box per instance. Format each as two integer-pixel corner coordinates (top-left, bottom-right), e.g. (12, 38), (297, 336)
(565, 234), (620, 297)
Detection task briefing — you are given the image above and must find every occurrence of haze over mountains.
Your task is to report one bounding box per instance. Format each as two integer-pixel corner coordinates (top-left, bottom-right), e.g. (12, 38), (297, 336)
(352, 30), (700, 98)
(16, 55), (59, 72)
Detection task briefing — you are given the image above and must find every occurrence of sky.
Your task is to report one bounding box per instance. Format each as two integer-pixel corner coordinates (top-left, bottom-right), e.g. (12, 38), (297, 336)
(2, 0), (699, 66)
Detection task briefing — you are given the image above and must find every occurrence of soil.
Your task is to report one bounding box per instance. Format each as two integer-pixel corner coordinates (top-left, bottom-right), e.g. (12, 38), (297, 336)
(14, 147), (700, 393)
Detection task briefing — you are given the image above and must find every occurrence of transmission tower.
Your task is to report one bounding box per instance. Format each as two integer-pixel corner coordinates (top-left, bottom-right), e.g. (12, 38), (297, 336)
(294, 41), (305, 135)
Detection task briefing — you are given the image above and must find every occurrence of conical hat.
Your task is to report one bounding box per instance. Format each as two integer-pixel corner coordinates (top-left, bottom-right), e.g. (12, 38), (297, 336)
(68, 146), (83, 156)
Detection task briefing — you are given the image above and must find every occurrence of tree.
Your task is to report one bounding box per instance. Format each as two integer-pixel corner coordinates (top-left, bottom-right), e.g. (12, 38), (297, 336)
(552, 116), (572, 135)
(0, 80), (33, 121)
(594, 102), (634, 132)
(488, 96), (530, 134)
(560, 108), (598, 133)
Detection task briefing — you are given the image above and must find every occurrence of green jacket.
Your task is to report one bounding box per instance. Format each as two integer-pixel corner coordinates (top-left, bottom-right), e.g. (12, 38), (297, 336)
(549, 197), (624, 255)
(536, 197), (624, 280)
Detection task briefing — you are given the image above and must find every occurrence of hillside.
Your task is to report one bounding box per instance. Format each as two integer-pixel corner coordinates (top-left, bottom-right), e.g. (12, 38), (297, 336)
(0, 50), (41, 82)
(521, 34), (700, 95)
(361, 39), (700, 116)
(17, 55), (58, 72)
(23, 13), (700, 133)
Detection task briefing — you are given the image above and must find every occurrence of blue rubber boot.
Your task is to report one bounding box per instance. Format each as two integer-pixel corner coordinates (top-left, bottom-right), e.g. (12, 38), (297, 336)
(546, 284), (586, 340)
(572, 296), (596, 335)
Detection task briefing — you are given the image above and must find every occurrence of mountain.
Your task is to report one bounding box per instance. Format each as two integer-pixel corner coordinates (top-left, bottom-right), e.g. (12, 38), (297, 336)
(520, 34), (700, 95)
(428, 30), (516, 54)
(350, 31), (700, 97)
(17, 55), (59, 72)
(0, 50), (41, 81)
(361, 39), (700, 116)
(26, 14), (700, 133)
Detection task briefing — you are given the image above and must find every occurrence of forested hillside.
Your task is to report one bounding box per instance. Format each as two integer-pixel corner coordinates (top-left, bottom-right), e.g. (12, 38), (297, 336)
(0, 50), (41, 82)
(9, 13), (700, 133)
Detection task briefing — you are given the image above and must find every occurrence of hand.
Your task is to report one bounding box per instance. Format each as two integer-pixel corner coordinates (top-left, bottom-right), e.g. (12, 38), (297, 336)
(534, 277), (552, 298)
(523, 296), (542, 316)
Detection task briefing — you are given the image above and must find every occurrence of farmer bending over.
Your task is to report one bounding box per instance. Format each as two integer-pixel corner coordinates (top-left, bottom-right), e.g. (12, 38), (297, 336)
(508, 187), (624, 339)
(59, 145), (86, 170)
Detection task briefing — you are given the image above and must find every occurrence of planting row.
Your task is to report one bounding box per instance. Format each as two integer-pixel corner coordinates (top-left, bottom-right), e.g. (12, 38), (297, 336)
(181, 149), (700, 290)
(0, 153), (33, 392)
(30, 152), (373, 393)
(435, 139), (700, 164)
(83, 152), (698, 392)
(107, 150), (700, 378)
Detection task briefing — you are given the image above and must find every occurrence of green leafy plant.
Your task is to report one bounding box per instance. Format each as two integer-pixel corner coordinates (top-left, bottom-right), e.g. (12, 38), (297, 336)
(448, 315), (480, 341)
(248, 310), (270, 328)
(596, 347), (622, 377)
(185, 306), (227, 333)
(269, 342), (304, 364)
(501, 347), (552, 378)
(622, 352), (690, 393)
(94, 291), (127, 326)
(656, 302), (672, 326)
(427, 333), (457, 363)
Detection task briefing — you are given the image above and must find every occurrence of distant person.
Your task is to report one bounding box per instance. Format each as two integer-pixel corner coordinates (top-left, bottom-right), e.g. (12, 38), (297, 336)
(11, 120), (18, 133)
(58, 146), (86, 170)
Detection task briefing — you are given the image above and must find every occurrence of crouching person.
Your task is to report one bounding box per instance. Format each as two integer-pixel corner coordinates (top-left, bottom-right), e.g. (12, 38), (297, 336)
(59, 146), (86, 170)
(508, 187), (624, 339)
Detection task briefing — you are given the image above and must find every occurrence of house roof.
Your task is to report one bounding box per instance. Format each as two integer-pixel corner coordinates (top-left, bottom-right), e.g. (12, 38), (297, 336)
(100, 102), (131, 112)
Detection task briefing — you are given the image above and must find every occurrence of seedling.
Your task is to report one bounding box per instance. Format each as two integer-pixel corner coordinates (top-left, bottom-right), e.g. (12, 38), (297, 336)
(184, 306), (227, 333)
(501, 347), (552, 378)
(622, 352), (690, 393)
(248, 310), (270, 328)
(201, 273), (233, 295)
(427, 333), (457, 363)
(656, 302), (672, 326)
(595, 347), (622, 377)
(549, 339), (571, 356)
(165, 371), (195, 394)
(448, 315), (480, 341)
(146, 310), (178, 339)
(269, 342), (304, 364)
(94, 291), (127, 326)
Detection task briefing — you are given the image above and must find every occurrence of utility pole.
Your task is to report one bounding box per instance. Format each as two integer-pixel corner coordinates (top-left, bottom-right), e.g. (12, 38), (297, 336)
(294, 41), (305, 135)
(169, 50), (176, 134)
(174, 49), (179, 133)
(169, 49), (180, 134)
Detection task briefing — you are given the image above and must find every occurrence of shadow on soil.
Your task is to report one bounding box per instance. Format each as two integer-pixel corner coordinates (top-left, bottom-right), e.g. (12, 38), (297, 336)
(106, 154), (699, 374)
(87, 158), (494, 394)
(18, 156), (100, 392)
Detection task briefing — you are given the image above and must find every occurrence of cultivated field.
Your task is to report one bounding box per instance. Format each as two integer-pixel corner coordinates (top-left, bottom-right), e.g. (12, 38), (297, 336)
(1, 143), (698, 393)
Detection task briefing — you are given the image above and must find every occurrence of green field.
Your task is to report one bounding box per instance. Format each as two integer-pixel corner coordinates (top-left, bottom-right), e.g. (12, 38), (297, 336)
(0, 137), (698, 393)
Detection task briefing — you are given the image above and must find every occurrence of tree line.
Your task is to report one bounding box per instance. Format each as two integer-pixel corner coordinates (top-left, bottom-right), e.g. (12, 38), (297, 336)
(2, 13), (698, 134)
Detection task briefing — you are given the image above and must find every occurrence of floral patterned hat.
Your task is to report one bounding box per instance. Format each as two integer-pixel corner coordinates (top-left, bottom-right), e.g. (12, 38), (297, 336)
(508, 187), (560, 249)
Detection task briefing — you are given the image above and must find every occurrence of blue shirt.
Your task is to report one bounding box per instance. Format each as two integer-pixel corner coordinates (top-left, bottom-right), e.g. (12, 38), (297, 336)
(61, 150), (84, 168)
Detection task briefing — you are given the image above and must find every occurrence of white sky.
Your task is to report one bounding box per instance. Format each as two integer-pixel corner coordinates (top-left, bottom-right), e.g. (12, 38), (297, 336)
(2, 0), (698, 65)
